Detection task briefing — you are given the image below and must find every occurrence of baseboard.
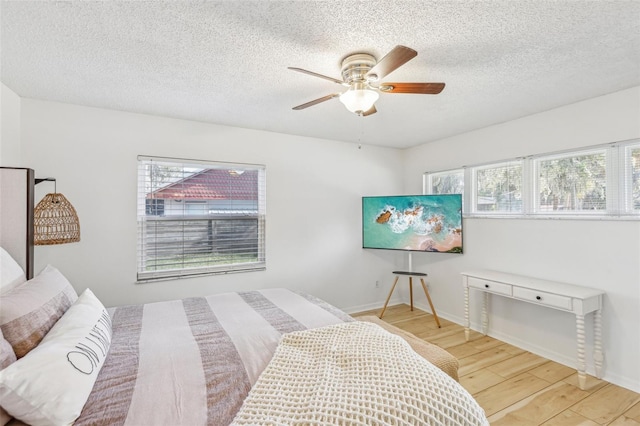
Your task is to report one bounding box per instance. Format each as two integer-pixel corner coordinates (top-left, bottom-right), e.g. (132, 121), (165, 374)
(340, 297), (403, 315)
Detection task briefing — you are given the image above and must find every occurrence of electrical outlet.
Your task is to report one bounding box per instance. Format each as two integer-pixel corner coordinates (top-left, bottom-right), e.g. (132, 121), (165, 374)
(375, 280), (380, 288)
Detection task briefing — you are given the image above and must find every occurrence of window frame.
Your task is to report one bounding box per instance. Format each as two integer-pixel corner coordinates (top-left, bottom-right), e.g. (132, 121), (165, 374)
(423, 168), (466, 213)
(423, 168), (465, 195)
(532, 148), (608, 217)
(471, 160), (523, 216)
(136, 156), (266, 283)
(423, 139), (639, 220)
(624, 142), (640, 215)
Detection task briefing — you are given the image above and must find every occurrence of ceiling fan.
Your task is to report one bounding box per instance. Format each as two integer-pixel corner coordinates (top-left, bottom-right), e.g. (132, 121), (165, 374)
(288, 45), (445, 117)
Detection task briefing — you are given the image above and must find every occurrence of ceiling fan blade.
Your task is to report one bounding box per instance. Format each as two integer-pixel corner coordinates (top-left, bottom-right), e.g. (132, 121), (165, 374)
(361, 105), (377, 116)
(366, 45), (417, 81)
(379, 82), (445, 94)
(288, 67), (347, 86)
(292, 93), (340, 110)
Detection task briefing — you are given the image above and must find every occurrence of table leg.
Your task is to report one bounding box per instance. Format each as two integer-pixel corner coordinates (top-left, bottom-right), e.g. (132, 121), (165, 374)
(379, 276), (399, 319)
(481, 292), (489, 335)
(576, 313), (587, 390)
(594, 309), (604, 379)
(409, 277), (414, 311)
(464, 285), (470, 341)
(420, 278), (441, 328)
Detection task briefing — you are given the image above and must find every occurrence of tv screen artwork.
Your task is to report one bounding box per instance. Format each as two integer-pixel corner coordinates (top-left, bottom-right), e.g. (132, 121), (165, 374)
(362, 194), (463, 253)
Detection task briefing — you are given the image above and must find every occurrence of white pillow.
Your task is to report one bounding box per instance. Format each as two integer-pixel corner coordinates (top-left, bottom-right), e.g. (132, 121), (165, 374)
(0, 329), (17, 426)
(0, 248), (26, 294)
(0, 264), (78, 358)
(0, 289), (112, 426)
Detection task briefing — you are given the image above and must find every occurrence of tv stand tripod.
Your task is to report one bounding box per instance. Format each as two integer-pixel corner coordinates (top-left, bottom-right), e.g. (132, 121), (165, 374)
(379, 271), (441, 328)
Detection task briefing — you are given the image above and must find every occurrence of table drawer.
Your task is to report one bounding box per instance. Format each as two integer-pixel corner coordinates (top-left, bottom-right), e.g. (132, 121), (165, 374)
(468, 277), (512, 296)
(513, 287), (573, 311)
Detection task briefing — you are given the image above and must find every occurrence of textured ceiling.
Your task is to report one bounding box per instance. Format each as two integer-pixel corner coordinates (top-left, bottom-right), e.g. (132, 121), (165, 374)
(2, 1), (639, 149)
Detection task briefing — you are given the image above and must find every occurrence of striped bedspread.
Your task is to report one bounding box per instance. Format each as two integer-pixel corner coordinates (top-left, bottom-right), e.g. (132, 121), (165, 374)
(75, 288), (352, 426)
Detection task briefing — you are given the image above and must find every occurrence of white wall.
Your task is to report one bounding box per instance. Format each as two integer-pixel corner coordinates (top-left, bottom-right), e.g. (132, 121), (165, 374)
(0, 83), (22, 166)
(12, 87), (640, 393)
(20, 99), (406, 312)
(402, 86), (640, 392)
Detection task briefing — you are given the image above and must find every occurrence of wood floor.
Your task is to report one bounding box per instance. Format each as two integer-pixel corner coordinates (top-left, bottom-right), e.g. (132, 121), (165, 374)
(352, 304), (640, 425)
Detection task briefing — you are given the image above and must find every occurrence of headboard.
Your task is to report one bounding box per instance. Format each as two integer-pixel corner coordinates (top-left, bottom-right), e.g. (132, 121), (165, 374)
(0, 167), (35, 279)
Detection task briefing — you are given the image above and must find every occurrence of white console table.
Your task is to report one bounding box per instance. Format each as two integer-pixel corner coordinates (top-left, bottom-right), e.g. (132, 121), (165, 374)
(461, 269), (604, 390)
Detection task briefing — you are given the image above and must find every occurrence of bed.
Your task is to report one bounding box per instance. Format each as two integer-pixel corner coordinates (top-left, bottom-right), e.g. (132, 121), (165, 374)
(0, 167), (488, 425)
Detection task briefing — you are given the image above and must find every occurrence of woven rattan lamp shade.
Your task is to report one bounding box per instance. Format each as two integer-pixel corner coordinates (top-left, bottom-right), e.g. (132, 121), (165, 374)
(34, 193), (80, 245)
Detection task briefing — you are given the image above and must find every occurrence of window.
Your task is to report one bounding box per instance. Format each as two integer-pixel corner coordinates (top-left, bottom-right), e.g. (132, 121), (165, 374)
(473, 161), (522, 213)
(145, 199), (164, 216)
(534, 150), (607, 213)
(626, 144), (640, 213)
(424, 168), (465, 211)
(423, 140), (639, 219)
(426, 169), (464, 195)
(137, 156), (266, 282)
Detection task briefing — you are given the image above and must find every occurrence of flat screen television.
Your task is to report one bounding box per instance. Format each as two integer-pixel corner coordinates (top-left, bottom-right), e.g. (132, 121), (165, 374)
(362, 194), (463, 253)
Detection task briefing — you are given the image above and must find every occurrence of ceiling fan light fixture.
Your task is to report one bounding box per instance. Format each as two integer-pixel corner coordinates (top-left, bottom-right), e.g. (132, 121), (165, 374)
(290, 45), (442, 115)
(339, 83), (379, 115)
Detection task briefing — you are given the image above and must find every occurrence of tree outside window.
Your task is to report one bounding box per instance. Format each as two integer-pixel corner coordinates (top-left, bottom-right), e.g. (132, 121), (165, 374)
(631, 147), (640, 210)
(475, 162), (522, 213)
(430, 170), (464, 195)
(537, 151), (606, 212)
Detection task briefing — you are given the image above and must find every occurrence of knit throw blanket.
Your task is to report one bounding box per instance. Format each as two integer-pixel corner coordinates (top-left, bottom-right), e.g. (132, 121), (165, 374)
(231, 322), (489, 426)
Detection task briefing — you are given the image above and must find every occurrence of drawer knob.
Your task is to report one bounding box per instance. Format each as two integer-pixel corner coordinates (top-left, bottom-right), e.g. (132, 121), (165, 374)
(536, 295), (542, 300)
(485, 284), (490, 288)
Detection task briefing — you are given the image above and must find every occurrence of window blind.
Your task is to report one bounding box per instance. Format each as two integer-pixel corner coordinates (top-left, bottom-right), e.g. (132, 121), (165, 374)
(626, 144), (640, 213)
(422, 140), (639, 219)
(473, 161), (523, 213)
(427, 169), (464, 195)
(534, 149), (607, 214)
(137, 156), (266, 282)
